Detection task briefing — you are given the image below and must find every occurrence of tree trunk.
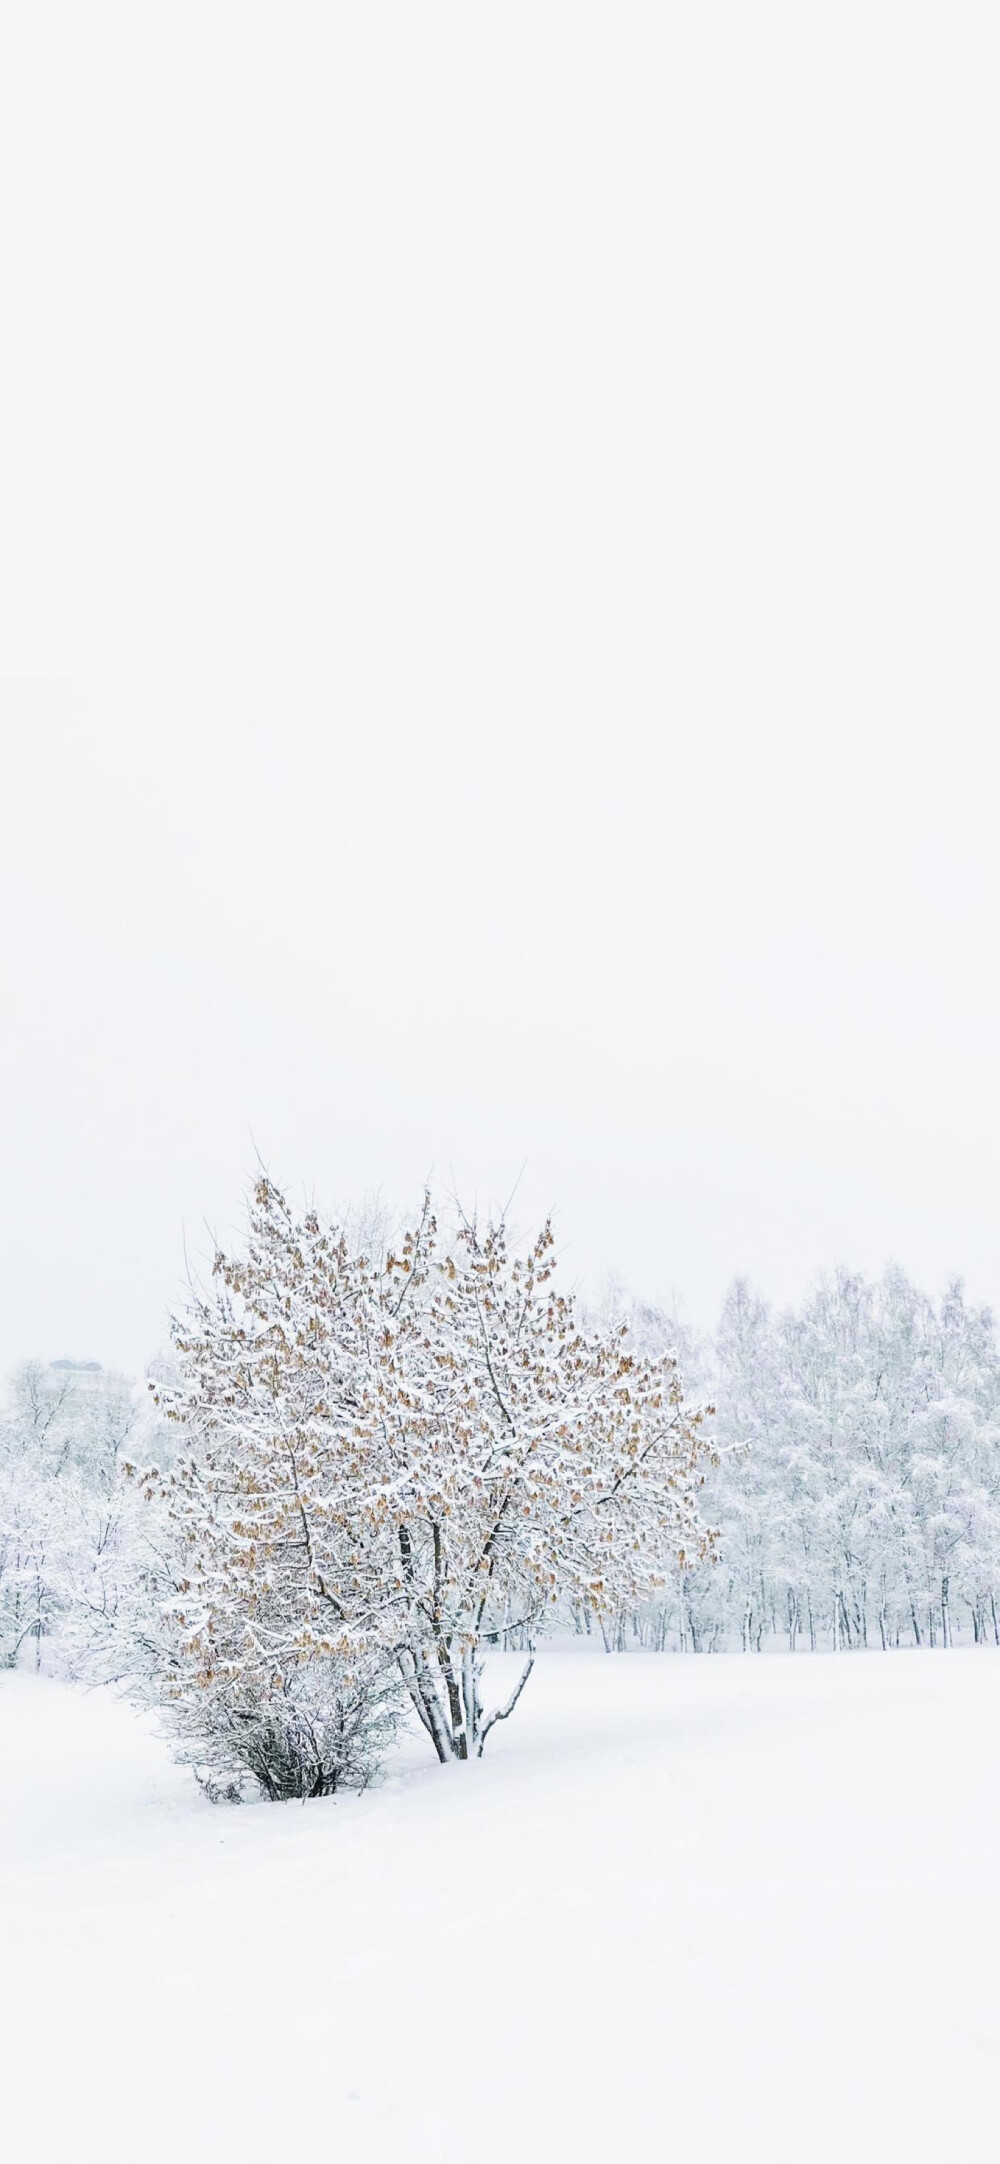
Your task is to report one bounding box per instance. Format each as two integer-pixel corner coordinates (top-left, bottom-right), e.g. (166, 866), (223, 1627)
(398, 1648), (457, 1762)
(461, 1646), (482, 1752)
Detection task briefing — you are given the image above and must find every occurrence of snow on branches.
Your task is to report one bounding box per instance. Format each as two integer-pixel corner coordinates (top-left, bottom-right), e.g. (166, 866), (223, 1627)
(155, 1179), (715, 1764)
(605, 1266), (1000, 1657)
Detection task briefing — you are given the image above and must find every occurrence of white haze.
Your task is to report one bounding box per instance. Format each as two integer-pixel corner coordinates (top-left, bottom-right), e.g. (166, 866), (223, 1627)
(0, 6), (998, 1373)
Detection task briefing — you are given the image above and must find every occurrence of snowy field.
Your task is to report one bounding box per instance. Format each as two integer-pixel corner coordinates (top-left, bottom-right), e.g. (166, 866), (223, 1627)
(3, 1648), (1000, 2163)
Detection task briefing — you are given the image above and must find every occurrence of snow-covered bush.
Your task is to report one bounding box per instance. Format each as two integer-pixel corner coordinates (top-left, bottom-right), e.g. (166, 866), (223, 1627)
(154, 1179), (714, 1765)
(159, 1646), (401, 1801)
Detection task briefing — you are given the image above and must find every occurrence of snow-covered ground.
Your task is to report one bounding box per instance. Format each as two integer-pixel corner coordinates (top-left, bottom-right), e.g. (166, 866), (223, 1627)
(3, 1647), (1000, 2162)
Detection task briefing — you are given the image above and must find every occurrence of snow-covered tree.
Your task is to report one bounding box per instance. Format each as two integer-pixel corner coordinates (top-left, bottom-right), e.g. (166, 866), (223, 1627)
(154, 1179), (715, 1766)
(0, 1361), (157, 1670)
(654, 1267), (1000, 1654)
(572, 1266), (1000, 1656)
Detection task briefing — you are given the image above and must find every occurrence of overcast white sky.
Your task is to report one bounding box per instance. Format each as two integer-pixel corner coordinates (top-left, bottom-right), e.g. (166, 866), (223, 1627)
(1, 6), (998, 1372)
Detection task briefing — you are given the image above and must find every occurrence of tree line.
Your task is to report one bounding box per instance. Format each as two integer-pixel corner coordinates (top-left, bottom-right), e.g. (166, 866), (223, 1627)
(594, 1264), (1000, 1656)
